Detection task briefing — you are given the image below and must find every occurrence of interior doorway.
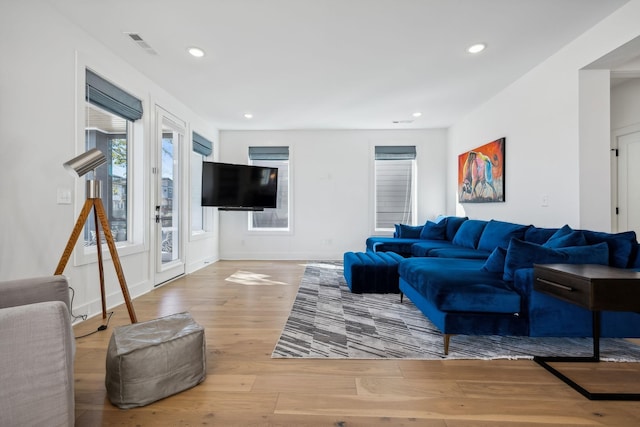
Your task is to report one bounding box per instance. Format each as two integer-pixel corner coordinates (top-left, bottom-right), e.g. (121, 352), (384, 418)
(616, 127), (640, 236)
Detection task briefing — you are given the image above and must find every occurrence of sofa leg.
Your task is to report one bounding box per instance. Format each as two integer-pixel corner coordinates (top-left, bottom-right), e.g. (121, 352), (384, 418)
(400, 292), (404, 303)
(443, 334), (452, 355)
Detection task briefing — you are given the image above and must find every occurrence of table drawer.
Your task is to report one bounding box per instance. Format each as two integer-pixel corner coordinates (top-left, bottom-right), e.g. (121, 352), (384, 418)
(534, 264), (640, 311)
(535, 271), (591, 307)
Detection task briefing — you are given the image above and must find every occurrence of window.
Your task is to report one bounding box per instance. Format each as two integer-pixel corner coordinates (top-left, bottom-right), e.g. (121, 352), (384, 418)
(374, 146), (416, 231)
(191, 132), (213, 234)
(191, 151), (204, 232)
(84, 69), (143, 246)
(248, 146), (290, 230)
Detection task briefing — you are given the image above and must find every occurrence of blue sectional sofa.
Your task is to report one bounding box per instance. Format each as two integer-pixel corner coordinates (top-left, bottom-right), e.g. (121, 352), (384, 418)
(366, 217), (640, 354)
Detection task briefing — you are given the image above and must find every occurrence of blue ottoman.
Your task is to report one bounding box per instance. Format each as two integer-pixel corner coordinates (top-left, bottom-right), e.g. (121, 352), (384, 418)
(343, 251), (404, 293)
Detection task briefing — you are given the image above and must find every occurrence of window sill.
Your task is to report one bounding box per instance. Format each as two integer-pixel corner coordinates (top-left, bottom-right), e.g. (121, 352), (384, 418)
(74, 241), (145, 266)
(190, 230), (214, 241)
(248, 228), (292, 235)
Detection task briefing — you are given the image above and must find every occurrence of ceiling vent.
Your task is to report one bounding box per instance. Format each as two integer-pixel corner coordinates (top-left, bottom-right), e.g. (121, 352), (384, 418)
(125, 33), (158, 55)
(392, 120), (414, 124)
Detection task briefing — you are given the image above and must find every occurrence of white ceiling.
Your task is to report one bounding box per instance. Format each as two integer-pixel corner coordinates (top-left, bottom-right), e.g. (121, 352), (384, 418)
(47, 0), (631, 130)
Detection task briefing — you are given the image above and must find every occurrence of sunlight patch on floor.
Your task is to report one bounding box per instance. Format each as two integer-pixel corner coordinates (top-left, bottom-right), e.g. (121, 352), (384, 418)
(225, 270), (291, 286)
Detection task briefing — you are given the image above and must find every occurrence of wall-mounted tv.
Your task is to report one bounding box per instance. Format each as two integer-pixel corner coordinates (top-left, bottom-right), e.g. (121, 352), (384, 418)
(201, 161), (278, 210)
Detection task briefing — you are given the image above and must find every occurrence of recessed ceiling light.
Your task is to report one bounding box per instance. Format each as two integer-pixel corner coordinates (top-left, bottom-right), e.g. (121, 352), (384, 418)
(412, 112), (422, 118)
(467, 43), (486, 54)
(243, 113), (253, 119)
(187, 47), (205, 58)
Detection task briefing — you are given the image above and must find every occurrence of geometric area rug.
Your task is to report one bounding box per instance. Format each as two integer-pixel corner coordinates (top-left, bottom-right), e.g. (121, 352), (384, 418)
(272, 262), (640, 361)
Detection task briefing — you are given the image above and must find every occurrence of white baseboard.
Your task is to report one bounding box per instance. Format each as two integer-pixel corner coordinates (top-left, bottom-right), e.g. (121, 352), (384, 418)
(71, 278), (151, 324)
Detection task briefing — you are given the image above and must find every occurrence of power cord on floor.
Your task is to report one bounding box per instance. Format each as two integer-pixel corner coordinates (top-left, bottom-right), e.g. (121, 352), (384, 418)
(68, 286), (87, 323)
(75, 310), (114, 339)
(69, 285), (114, 338)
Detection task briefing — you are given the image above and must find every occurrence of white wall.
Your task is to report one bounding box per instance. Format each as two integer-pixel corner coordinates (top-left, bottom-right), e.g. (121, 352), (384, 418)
(219, 129), (447, 259)
(579, 69), (612, 231)
(0, 1), (219, 320)
(612, 78), (640, 130)
(448, 0), (640, 231)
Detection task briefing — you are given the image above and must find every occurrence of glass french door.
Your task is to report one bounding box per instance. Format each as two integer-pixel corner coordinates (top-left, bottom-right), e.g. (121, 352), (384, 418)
(154, 108), (186, 285)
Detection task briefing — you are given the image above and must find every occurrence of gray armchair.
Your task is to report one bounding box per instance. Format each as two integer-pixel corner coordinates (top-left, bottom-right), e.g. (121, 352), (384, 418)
(0, 275), (75, 427)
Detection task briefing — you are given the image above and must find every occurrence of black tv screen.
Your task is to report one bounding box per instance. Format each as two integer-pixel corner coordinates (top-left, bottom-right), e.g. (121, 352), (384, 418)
(202, 161), (278, 209)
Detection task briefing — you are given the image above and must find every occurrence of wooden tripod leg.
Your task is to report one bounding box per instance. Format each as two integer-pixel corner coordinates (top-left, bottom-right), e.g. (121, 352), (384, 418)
(93, 208), (107, 319)
(94, 198), (138, 323)
(55, 199), (95, 275)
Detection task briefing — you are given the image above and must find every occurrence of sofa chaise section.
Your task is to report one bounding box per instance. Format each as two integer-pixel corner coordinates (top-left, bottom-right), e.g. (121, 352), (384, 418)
(398, 257), (528, 353)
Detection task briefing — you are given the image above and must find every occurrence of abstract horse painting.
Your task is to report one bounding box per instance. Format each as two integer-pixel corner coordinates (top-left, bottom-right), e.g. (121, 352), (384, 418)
(458, 138), (505, 203)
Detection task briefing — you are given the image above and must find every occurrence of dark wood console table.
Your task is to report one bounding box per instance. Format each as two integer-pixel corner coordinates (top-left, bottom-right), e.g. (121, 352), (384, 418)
(533, 263), (640, 400)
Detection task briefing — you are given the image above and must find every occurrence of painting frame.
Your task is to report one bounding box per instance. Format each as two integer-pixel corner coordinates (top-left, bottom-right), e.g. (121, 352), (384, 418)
(458, 138), (505, 203)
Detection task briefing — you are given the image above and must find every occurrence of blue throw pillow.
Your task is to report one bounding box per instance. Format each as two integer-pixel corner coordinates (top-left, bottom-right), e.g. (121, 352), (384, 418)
(524, 227), (559, 245)
(543, 225), (586, 249)
(481, 246), (507, 273)
(444, 216), (468, 241)
(582, 230), (637, 268)
(420, 220), (447, 240)
(452, 220), (488, 249)
(477, 220), (530, 252)
(503, 238), (609, 281)
(396, 224), (423, 239)
(549, 224), (572, 237)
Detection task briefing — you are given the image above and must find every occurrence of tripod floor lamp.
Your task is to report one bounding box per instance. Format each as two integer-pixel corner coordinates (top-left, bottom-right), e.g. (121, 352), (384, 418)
(55, 148), (137, 323)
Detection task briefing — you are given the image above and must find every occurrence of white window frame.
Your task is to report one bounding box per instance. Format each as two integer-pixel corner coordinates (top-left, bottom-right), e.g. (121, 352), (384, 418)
(190, 149), (214, 240)
(73, 60), (146, 266)
(247, 147), (291, 233)
(373, 146), (417, 233)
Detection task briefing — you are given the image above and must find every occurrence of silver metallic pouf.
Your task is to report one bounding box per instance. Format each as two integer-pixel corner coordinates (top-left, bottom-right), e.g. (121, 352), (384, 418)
(105, 312), (206, 409)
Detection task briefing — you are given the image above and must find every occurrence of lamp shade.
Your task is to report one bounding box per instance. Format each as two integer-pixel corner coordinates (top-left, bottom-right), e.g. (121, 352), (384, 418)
(63, 148), (107, 177)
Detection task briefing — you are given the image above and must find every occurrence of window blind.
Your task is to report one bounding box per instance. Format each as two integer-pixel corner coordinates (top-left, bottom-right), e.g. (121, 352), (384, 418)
(192, 132), (213, 156)
(86, 69), (143, 121)
(248, 146), (289, 161)
(374, 145), (416, 160)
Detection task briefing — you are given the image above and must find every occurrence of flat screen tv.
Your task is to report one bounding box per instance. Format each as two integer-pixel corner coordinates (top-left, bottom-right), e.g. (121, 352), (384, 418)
(202, 161), (278, 210)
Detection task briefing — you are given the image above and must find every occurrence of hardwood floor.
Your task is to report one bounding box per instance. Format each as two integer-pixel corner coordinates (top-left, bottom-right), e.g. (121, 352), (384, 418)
(73, 260), (640, 426)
